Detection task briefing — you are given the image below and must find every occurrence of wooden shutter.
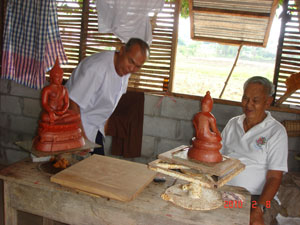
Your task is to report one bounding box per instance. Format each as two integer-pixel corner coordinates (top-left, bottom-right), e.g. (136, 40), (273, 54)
(189, 0), (279, 47)
(57, 0), (179, 93)
(273, 0), (300, 105)
(57, 0), (83, 78)
(129, 1), (179, 92)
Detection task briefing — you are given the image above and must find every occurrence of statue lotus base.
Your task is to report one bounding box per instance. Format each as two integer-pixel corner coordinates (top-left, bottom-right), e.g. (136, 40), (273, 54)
(34, 122), (85, 152)
(188, 138), (222, 163)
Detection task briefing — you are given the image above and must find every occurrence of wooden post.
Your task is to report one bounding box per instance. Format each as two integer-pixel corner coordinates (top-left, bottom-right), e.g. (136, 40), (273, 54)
(272, 0), (289, 105)
(78, 0), (90, 62)
(263, 0), (279, 47)
(168, 0), (180, 92)
(219, 45), (243, 99)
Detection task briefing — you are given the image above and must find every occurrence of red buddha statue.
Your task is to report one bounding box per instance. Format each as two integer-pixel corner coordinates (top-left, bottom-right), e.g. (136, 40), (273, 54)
(188, 91), (222, 163)
(33, 59), (85, 152)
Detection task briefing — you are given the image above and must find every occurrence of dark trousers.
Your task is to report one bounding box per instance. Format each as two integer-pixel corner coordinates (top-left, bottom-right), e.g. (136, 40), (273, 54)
(92, 130), (105, 155)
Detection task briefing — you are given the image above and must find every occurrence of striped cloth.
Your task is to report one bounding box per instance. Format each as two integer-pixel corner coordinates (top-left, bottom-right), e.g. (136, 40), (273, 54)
(1, 0), (67, 89)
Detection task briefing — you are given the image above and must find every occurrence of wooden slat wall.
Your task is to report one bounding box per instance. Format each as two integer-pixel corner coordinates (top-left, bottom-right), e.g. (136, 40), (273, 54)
(57, 0), (83, 78)
(56, 0), (179, 93)
(273, 0), (300, 105)
(189, 0), (278, 47)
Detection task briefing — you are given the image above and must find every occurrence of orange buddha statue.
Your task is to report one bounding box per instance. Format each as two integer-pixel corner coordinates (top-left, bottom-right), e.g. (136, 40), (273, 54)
(33, 59), (85, 152)
(188, 91), (222, 163)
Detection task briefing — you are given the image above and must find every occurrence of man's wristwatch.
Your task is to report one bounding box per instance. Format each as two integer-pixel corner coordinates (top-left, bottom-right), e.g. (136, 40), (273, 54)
(257, 203), (266, 214)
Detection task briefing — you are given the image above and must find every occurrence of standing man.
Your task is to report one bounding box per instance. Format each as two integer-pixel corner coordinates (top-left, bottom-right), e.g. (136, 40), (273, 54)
(221, 76), (288, 225)
(65, 38), (149, 155)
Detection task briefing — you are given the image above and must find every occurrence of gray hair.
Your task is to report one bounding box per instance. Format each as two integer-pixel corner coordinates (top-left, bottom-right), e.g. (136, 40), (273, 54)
(243, 76), (275, 96)
(125, 38), (150, 58)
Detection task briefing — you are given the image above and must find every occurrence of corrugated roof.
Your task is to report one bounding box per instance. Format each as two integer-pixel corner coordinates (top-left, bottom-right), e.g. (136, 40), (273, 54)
(189, 0), (279, 46)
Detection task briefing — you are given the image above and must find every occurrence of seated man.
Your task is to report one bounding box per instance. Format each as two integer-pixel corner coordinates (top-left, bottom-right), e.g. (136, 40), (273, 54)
(221, 76), (288, 225)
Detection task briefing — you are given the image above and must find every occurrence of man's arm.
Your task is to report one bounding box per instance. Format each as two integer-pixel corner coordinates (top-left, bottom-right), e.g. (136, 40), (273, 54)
(250, 170), (283, 225)
(69, 98), (88, 140)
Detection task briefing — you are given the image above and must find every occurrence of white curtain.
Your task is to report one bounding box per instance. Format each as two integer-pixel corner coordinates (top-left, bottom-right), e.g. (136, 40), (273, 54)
(96, 0), (165, 44)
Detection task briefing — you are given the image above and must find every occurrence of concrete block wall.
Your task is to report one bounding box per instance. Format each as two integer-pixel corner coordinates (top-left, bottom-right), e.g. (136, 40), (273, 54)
(141, 94), (300, 171)
(1, 80), (300, 171)
(0, 79), (43, 165)
(140, 94), (244, 159)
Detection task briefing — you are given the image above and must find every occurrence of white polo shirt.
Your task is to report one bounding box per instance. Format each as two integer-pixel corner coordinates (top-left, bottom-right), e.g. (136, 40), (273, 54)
(65, 51), (129, 143)
(221, 111), (288, 195)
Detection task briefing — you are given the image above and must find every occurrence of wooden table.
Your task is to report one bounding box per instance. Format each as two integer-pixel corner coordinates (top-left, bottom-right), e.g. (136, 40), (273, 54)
(0, 158), (251, 225)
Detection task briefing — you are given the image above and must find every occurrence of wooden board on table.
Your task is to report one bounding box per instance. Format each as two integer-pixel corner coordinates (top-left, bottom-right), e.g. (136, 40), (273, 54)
(158, 145), (241, 177)
(50, 155), (156, 202)
(15, 139), (100, 157)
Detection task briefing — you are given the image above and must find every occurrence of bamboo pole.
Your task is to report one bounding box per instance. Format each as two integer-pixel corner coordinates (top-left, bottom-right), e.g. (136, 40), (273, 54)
(219, 45), (243, 99)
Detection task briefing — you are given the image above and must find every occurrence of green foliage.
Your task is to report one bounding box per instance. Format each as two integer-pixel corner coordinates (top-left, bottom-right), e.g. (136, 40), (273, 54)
(180, 0), (189, 18)
(279, 0), (284, 6)
(166, 0), (189, 18)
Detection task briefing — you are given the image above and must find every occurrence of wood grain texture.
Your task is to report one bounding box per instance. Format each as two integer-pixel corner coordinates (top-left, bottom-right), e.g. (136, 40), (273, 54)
(50, 155), (156, 202)
(158, 146), (242, 176)
(0, 159), (251, 225)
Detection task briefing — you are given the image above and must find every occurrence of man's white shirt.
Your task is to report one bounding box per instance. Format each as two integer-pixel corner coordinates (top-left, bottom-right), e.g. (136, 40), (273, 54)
(221, 111), (288, 195)
(66, 51), (129, 143)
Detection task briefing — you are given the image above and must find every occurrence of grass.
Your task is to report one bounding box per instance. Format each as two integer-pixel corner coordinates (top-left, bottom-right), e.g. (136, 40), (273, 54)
(173, 55), (275, 102)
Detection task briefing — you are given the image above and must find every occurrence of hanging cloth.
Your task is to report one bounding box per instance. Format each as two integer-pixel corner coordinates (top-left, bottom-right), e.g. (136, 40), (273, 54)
(1, 0), (67, 89)
(106, 91), (145, 158)
(96, 0), (165, 44)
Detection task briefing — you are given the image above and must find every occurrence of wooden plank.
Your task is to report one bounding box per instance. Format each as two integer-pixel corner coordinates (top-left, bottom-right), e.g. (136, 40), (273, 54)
(0, 159), (251, 225)
(2, 174), (251, 225)
(50, 155), (156, 202)
(190, 36), (263, 47)
(192, 7), (270, 18)
(158, 146), (242, 177)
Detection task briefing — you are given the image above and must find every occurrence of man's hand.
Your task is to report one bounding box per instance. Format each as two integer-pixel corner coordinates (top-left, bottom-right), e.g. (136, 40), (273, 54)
(250, 170), (283, 225)
(250, 207), (264, 225)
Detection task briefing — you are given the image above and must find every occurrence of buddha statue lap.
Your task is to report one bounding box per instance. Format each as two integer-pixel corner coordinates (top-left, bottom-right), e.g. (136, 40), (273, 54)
(33, 59), (85, 152)
(188, 91), (222, 163)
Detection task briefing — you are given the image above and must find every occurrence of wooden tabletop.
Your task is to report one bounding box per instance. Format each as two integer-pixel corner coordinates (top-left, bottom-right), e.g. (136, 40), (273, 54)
(0, 157), (251, 225)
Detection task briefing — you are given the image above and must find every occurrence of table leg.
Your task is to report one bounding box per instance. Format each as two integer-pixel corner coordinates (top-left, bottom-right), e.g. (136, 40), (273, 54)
(43, 218), (55, 225)
(3, 182), (17, 225)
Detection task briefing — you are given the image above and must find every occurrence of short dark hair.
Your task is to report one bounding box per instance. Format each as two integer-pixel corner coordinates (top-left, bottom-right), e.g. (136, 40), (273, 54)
(125, 38), (150, 57)
(243, 76), (275, 96)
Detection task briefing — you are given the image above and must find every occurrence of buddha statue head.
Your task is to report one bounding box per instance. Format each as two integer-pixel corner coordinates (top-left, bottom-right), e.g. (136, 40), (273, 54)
(49, 58), (64, 85)
(201, 91), (213, 113)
